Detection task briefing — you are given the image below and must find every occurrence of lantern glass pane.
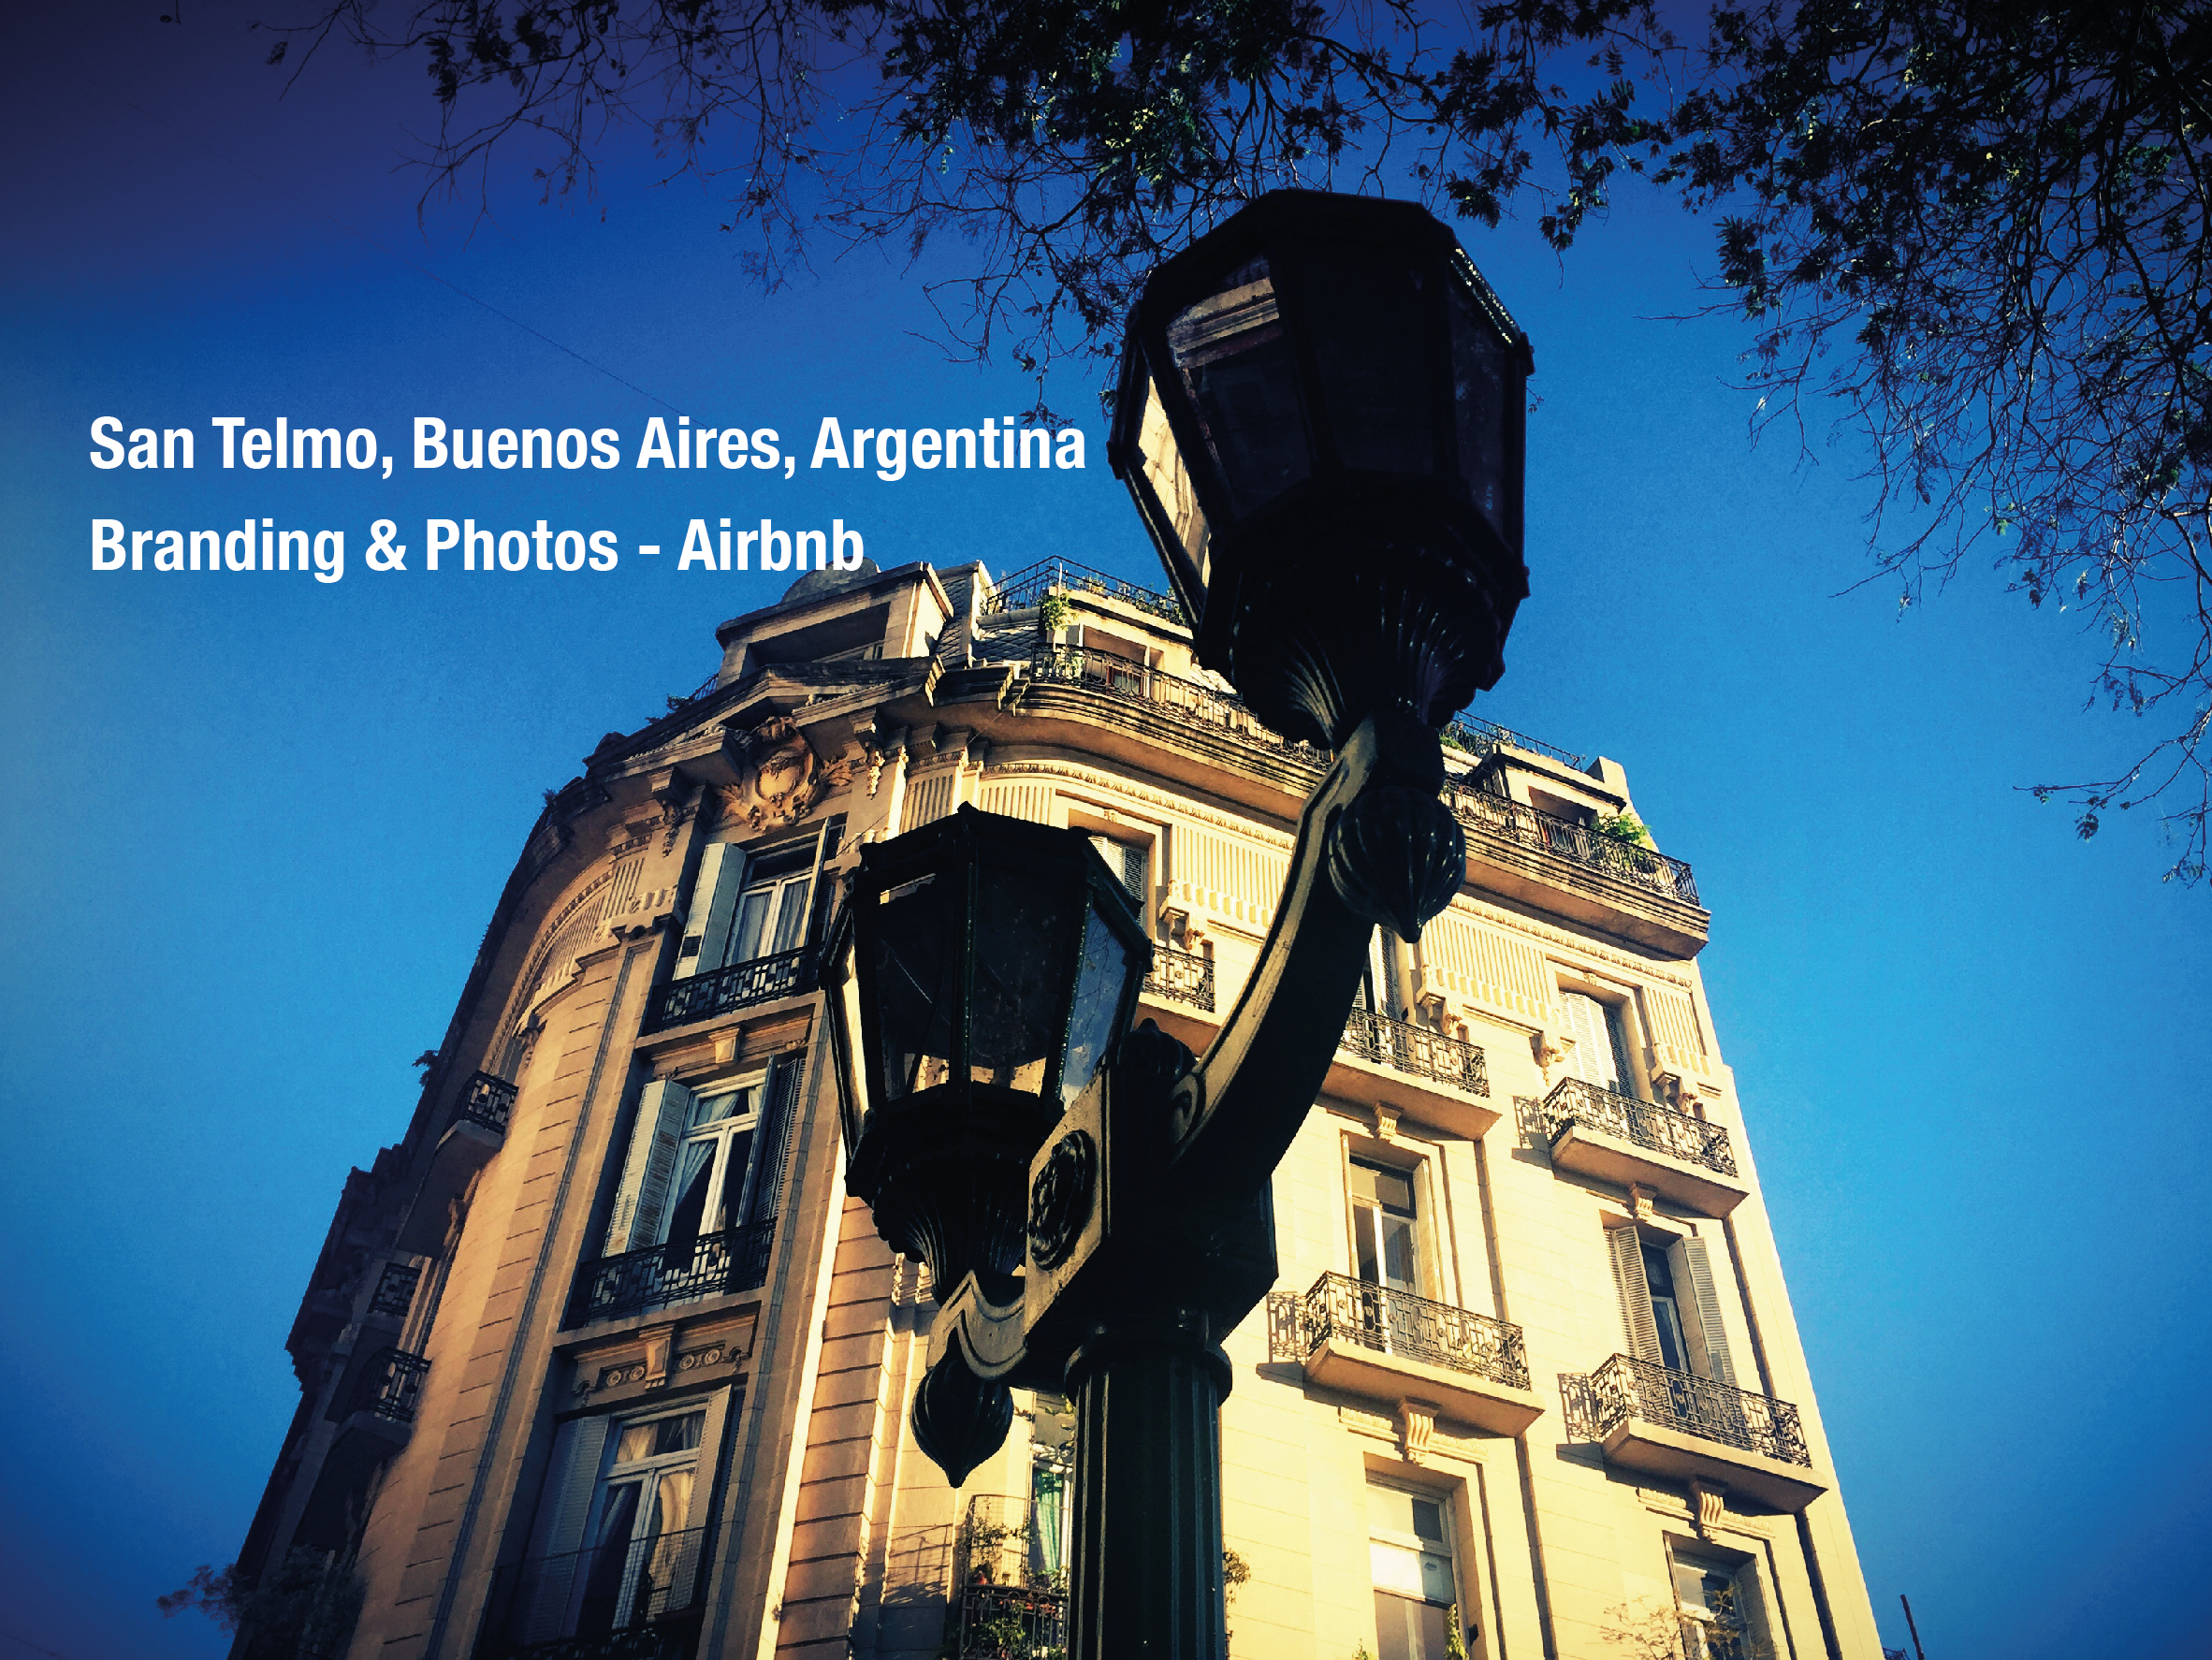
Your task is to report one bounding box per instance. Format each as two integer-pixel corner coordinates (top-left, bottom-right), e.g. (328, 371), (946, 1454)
(1447, 271), (1511, 546)
(968, 869), (1081, 1095)
(1165, 257), (1310, 516)
(1136, 371), (1211, 587)
(872, 873), (961, 1100)
(1301, 245), (1435, 475)
(1060, 905), (1134, 1107)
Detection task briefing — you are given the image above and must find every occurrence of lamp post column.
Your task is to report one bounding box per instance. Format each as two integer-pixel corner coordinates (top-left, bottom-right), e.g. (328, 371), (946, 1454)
(1064, 1311), (1232, 1660)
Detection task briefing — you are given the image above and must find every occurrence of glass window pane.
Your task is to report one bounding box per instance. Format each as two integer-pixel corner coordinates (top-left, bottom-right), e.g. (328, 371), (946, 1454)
(1059, 907), (1132, 1106)
(872, 873), (961, 1099)
(661, 1142), (717, 1248)
(1370, 1538), (1425, 1597)
(1300, 246), (1435, 475)
(968, 870), (1078, 1094)
(612, 1425), (657, 1463)
(1165, 258), (1310, 517)
(1447, 271), (1511, 544)
(1136, 373), (1213, 582)
(651, 1412), (705, 1455)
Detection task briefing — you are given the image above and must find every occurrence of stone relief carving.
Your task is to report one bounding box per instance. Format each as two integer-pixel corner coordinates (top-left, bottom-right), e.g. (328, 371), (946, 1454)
(713, 716), (853, 833)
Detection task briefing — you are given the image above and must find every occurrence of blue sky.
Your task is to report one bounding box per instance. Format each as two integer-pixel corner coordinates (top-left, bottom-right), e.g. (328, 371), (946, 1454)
(2, 7), (2205, 1660)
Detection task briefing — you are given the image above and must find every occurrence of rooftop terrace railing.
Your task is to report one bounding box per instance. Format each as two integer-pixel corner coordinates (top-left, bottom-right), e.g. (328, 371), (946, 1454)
(1026, 644), (1328, 769)
(982, 556), (1186, 625)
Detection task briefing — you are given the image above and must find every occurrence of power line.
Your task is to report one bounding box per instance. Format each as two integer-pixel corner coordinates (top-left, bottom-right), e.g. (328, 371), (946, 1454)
(0, 1631), (72, 1660)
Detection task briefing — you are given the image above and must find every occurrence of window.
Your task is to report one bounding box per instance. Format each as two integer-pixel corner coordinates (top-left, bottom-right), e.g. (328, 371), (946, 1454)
(1670, 1547), (1770, 1660)
(1349, 1160), (1421, 1297)
(660, 1079), (767, 1253)
(603, 1056), (803, 1262)
(1605, 1226), (1739, 1384)
(1367, 1481), (1471, 1660)
(515, 1399), (730, 1647)
(675, 820), (842, 981)
(1558, 989), (1633, 1097)
(1087, 834), (1147, 903)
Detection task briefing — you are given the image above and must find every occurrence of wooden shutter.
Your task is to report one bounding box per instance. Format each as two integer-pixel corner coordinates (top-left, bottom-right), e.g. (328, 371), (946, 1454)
(1606, 1225), (1664, 1362)
(1679, 1235), (1739, 1386)
(521, 1414), (614, 1643)
(676, 844), (745, 979)
(743, 1054), (807, 1227)
(604, 1081), (694, 1255)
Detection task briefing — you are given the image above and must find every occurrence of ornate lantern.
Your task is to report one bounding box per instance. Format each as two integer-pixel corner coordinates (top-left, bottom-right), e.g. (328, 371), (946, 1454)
(1108, 189), (1535, 751)
(822, 806), (1153, 1300)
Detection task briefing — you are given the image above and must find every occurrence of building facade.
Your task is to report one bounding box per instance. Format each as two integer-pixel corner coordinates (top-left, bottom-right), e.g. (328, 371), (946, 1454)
(233, 555), (1884, 1660)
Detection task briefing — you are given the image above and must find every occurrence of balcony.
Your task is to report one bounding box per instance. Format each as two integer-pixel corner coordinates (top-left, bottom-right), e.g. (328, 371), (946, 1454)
(568, 1221), (775, 1328)
(953, 1583), (1068, 1659)
(1026, 644), (1329, 776)
(952, 1493), (1068, 1659)
(1542, 1077), (1749, 1216)
(1330, 1010), (1496, 1138)
(1271, 1273), (1543, 1436)
(1588, 1354), (1827, 1512)
(1444, 784), (1709, 957)
(354, 1347), (429, 1425)
(1142, 943), (1216, 1013)
(400, 1071), (517, 1252)
(643, 946), (817, 1035)
(478, 1525), (706, 1660)
(982, 554), (1186, 626)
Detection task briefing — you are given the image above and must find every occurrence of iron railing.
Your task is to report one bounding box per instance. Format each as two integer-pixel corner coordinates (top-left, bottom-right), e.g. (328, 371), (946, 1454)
(1281, 1272), (1531, 1391)
(352, 1347), (430, 1424)
(1589, 1354), (1811, 1467)
(643, 947), (817, 1034)
(954, 1583), (1068, 1658)
(478, 1525), (706, 1660)
(1543, 1077), (1737, 1177)
(569, 1221), (776, 1327)
(1440, 714), (1586, 770)
(1340, 1009), (1490, 1096)
(1442, 785), (1701, 906)
(1142, 944), (1216, 1012)
(1027, 645), (1330, 770)
(366, 1261), (422, 1320)
(983, 555), (1186, 625)
(458, 1071), (518, 1135)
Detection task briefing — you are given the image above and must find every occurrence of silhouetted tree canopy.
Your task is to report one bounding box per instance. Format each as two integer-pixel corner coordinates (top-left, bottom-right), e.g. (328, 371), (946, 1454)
(275, 0), (2211, 879)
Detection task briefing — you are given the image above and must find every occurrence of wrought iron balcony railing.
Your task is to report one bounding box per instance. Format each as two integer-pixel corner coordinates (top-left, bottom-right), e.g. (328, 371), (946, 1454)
(1142, 943), (1216, 1012)
(1589, 1354), (1811, 1468)
(569, 1220), (776, 1327)
(1544, 1076), (1737, 1177)
(643, 946), (817, 1034)
(458, 1071), (519, 1135)
(1277, 1272), (1531, 1391)
(478, 1524), (706, 1660)
(1027, 645), (1330, 770)
(954, 1582), (1069, 1658)
(1443, 785), (1701, 907)
(351, 1347), (430, 1424)
(1340, 1008), (1490, 1096)
(366, 1260), (423, 1320)
(1440, 713), (1586, 770)
(982, 554), (1186, 625)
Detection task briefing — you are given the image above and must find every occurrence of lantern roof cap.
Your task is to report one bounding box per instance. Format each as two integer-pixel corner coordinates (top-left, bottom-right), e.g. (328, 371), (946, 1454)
(1126, 188), (1533, 375)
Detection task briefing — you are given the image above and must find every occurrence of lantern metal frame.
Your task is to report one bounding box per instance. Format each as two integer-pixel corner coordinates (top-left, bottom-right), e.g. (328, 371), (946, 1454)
(822, 806), (1154, 1292)
(1109, 188), (1535, 749)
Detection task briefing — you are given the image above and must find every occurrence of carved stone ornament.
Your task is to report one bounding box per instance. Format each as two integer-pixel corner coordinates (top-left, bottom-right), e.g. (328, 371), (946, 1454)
(715, 716), (852, 833)
(1533, 1028), (1568, 1075)
(1398, 1399), (1436, 1465)
(1688, 1478), (1727, 1536)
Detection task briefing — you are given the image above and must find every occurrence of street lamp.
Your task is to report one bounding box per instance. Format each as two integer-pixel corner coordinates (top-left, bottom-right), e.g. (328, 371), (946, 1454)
(1109, 188), (1533, 750)
(821, 807), (1154, 1476)
(831, 189), (1531, 1660)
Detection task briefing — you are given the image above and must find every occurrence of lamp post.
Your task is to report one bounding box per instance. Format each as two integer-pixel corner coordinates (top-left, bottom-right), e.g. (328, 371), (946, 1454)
(824, 188), (1533, 1660)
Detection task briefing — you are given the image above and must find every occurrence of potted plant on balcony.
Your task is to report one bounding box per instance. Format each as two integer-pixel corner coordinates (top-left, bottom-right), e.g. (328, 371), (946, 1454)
(1594, 812), (1662, 876)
